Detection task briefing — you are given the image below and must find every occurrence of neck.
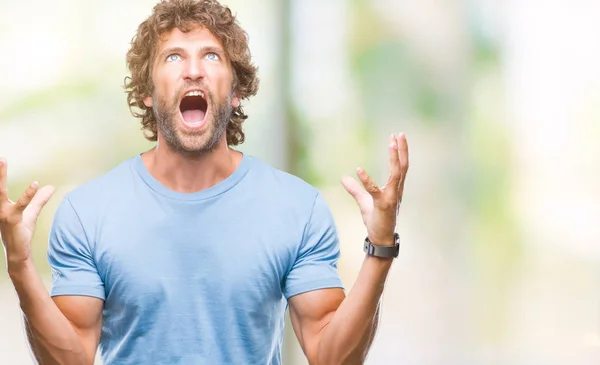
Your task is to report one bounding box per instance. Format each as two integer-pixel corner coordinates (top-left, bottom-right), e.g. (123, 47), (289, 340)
(141, 136), (242, 194)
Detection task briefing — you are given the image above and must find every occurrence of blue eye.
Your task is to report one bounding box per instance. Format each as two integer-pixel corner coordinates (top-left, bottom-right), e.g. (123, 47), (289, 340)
(167, 54), (181, 62)
(205, 52), (219, 61)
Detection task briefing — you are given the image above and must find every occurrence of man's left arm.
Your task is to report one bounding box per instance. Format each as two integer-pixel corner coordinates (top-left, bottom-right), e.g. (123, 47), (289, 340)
(288, 133), (409, 365)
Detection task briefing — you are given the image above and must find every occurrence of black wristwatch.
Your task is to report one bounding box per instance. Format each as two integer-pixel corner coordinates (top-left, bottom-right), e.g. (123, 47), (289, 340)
(363, 233), (400, 258)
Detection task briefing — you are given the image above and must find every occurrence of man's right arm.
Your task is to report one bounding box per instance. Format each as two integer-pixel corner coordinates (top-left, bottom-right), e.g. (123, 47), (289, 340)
(0, 159), (103, 365)
(9, 259), (103, 365)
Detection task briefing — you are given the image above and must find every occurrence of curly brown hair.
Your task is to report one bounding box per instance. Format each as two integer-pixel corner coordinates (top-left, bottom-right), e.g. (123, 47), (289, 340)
(124, 0), (259, 146)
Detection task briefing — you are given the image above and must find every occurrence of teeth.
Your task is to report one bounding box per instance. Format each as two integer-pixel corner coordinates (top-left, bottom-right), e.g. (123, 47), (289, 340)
(184, 90), (204, 98)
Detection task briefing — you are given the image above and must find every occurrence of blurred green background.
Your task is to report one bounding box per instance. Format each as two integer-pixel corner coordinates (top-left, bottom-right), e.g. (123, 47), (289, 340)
(1, 0), (600, 364)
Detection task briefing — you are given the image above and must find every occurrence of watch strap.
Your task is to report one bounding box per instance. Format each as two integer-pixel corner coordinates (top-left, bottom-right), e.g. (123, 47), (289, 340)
(363, 233), (400, 258)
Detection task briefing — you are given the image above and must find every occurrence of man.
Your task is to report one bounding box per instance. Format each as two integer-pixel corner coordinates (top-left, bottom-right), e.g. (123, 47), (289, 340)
(0, 0), (409, 364)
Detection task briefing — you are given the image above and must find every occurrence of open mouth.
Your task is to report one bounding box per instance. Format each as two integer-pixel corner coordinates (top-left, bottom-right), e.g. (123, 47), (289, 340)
(179, 90), (208, 125)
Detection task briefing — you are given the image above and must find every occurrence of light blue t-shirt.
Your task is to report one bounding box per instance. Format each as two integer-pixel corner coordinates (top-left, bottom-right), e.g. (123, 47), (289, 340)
(47, 153), (344, 365)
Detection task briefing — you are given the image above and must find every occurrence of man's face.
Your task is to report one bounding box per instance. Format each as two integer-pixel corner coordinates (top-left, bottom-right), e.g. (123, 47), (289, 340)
(144, 26), (240, 154)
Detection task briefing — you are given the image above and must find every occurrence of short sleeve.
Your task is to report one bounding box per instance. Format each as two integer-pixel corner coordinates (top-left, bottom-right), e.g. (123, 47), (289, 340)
(283, 193), (344, 299)
(47, 197), (105, 300)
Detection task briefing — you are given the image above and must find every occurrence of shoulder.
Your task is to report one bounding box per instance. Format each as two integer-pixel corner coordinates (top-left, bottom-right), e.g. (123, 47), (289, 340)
(242, 155), (335, 230)
(61, 156), (137, 213)
(48, 157), (137, 248)
(245, 155), (321, 204)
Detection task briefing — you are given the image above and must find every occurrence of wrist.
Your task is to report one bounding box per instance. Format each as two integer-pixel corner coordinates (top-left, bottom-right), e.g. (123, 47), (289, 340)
(367, 233), (396, 247)
(7, 257), (35, 279)
(368, 238), (395, 247)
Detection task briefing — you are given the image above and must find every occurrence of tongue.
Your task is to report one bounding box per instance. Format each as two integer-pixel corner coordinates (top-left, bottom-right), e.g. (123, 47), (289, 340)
(182, 110), (205, 124)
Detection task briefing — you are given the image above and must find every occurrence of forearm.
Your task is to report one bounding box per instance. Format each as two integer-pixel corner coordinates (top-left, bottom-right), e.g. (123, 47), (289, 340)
(362, 304), (381, 355)
(8, 259), (88, 365)
(317, 255), (393, 364)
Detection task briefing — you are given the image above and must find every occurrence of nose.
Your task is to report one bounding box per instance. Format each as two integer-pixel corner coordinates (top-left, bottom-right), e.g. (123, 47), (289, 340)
(182, 57), (205, 81)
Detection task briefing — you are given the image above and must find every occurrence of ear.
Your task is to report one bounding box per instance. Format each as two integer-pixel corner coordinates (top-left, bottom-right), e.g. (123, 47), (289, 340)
(232, 95), (240, 108)
(143, 95), (153, 108)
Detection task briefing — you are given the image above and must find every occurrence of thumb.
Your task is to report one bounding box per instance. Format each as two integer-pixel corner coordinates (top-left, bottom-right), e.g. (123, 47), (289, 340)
(25, 185), (55, 220)
(340, 175), (364, 202)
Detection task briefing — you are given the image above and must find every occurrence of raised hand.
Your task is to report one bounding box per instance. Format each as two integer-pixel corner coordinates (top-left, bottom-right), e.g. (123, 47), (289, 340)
(341, 133), (409, 246)
(0, 159), (55, 267)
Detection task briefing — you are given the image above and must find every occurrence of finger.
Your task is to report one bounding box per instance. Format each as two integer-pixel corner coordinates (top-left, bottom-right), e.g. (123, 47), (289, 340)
(396, 133), (409, 198)
(15, 182), (40, 214)
(386, 133), (401, 188)
(356, 167), (381, 197)
(24, 185), (55, 220)
(340, 175), (365, 202)
(0, 158), (7, 201)
(397, 133), (409, 173)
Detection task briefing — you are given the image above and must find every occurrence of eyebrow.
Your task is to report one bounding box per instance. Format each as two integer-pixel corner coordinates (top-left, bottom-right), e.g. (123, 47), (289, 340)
(158, 46), (225, 61)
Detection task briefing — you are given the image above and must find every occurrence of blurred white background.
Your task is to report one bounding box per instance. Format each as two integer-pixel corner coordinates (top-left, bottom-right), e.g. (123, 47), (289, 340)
(1, 0), (600, 364)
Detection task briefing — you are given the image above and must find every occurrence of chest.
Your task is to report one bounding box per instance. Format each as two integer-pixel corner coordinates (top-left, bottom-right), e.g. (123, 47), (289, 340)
(93, 202), (301, 312)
